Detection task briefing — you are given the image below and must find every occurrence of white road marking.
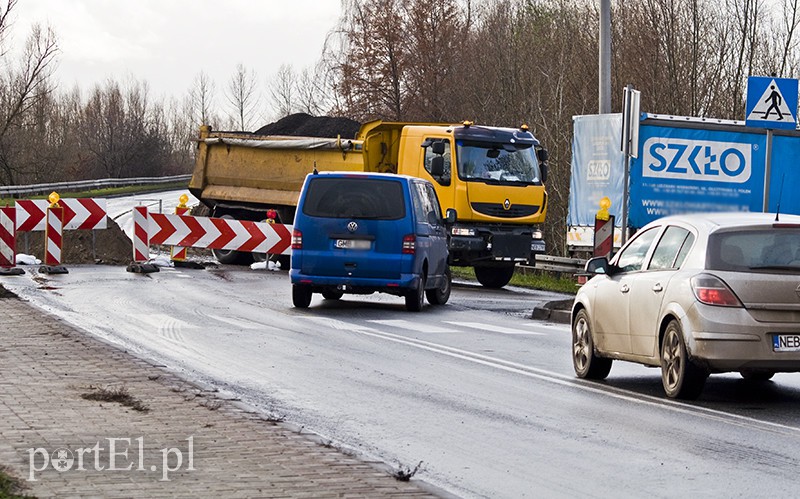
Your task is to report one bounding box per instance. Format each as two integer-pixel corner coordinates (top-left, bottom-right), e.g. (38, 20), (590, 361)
(368, 319), (460, 333)
(444, 321), (545, 335)
(294, 315), (800, 437)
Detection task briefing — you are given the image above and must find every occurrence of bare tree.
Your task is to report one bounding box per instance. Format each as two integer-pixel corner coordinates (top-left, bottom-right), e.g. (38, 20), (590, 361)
(268, 63), (296, 118)
(226, 63), (259, 131)
(0, 20), (58, 185)
(189, 71), (216, 127)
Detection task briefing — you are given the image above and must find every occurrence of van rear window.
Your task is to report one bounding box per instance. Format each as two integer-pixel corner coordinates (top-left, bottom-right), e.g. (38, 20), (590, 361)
(302, 177), (406, 220)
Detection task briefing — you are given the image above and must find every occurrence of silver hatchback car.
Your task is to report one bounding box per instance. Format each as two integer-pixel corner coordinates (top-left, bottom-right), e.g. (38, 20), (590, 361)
(572, 212), (800, 399)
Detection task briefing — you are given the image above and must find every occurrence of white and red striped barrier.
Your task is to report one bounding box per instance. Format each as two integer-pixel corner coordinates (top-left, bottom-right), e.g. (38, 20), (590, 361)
(593, 215), (615, 259)
(130, 209), (292, 264)
(0, 206), (15, 268)
(16, 198), (107, 232)
(170, 205), (190, 262)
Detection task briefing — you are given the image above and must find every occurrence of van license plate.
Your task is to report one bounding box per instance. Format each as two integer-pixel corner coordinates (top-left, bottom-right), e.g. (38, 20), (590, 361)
(773, 334), (800, 352)
(335, 239), (371, 250)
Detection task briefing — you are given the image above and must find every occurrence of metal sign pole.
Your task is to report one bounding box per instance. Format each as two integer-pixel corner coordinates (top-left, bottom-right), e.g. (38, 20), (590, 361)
(764, 129), (773, 212)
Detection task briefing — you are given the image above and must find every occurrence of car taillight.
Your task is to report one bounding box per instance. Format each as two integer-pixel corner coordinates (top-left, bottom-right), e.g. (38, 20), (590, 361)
(691, 274), (742, 307)
(291, 229), (303, 250)
(402, 234), (416, 254)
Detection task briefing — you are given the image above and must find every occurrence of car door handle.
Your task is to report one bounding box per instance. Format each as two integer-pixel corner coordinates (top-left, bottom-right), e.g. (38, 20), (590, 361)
(652, 283), (663, 293)
(620, 284), (630, 293)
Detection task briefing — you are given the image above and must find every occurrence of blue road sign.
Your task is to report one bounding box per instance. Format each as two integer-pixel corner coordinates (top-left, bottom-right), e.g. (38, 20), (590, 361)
(746, 76), (799, 130)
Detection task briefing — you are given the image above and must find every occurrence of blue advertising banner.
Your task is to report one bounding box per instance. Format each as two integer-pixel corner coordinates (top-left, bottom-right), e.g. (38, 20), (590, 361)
(568, 114), (625, 226)
(770, 134), (800, 214)
(628, 124), (767, 228)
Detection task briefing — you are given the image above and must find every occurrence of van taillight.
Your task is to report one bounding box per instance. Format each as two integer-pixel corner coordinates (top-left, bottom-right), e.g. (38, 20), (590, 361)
(402, 234), (416, 254)
(291, 229), (303, 250)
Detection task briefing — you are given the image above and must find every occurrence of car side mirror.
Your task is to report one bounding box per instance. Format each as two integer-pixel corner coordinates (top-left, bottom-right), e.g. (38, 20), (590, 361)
(445, 208), (457, 224)
(585, 256), (610, 275)
(430, 156), (445, 177)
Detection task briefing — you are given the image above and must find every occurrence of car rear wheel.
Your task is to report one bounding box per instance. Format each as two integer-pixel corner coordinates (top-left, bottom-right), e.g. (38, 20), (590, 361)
(740, 370), (775, 381)
(474, 264), (515, 289)
(321, 289), (344, 300)
(292, 285), (312, 308)
(405, 276), (425, 312)
(572, 309), (612, 379)
(661, 320), (708, 399)
(426, 267), (451, 305)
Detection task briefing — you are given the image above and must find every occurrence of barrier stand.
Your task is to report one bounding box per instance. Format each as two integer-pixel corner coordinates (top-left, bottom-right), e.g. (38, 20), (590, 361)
(39, 192), (68, 275)
(170, 194), (196, 268)
(0, 205), (24, 276)
(577, 197), (614, 286)
(126, 205), (159, 274)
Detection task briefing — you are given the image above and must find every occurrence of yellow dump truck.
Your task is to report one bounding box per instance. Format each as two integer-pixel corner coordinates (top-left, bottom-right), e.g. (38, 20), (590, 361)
(189, 120), (549, 288)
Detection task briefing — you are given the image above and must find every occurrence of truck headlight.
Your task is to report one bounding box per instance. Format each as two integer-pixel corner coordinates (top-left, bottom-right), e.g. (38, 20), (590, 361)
(452, 227), (476, 236)
(531, 230), (543, 240)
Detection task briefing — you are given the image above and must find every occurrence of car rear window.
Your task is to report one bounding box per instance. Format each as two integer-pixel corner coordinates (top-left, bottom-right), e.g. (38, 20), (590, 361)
(302, 177), (406, 220)
(708, 228), (800, 272)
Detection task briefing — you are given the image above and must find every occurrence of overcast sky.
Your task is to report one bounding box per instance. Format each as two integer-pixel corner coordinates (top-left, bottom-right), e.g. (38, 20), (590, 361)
(10, 0), (341, 102)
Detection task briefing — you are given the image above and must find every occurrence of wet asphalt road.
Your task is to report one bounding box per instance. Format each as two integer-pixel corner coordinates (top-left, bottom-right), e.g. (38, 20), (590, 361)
(5, 265), (800, 498)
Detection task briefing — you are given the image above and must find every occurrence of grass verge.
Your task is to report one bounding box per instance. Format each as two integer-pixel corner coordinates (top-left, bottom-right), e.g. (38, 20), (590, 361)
(0, 465), (32, 498)
(0, 181), (188, 206)
(452, 266), (578, 294)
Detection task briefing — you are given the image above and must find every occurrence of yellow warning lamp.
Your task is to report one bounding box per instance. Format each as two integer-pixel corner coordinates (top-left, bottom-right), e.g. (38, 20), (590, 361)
(520, 124), (530, 132)
(597, 196), (611, 221)
(178, 193), (189, 209)
(48, 191), (61, 208)
(462, 120), (474, 128)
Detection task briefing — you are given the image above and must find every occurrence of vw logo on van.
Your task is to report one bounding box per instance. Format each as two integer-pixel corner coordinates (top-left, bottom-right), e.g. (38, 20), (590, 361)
(796, 284), (800, 300)
(347, 221), (358, 233)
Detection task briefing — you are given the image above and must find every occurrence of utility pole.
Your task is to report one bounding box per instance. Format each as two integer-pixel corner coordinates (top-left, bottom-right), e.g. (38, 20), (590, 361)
(599, 0), (612, 114)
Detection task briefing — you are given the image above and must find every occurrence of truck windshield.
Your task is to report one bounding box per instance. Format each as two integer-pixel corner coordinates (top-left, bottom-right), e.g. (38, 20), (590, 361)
(456, 141), (542, 185)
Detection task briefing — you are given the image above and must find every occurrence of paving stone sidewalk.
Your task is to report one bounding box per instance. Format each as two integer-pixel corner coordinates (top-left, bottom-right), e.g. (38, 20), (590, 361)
(0, 292), (440, 498)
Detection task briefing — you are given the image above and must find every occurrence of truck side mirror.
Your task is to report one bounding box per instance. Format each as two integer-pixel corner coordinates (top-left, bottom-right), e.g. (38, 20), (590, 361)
(445, 208), (457, 224)
(540, 162), (548, 183)
(432, 141), (445, 155)
(537, 148), (549, 162)
(430, 156), (445, 177)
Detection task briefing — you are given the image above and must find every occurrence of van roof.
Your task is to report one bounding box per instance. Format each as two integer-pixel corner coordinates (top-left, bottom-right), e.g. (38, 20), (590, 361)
(308, 171), (419, 182)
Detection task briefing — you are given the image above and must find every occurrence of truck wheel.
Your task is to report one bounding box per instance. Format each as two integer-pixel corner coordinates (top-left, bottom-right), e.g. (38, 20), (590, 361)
(212, 215), (254, 265)
(426, 267), (451, 305)
(292, 285), (312, 308)
(474, 264), (515, 289)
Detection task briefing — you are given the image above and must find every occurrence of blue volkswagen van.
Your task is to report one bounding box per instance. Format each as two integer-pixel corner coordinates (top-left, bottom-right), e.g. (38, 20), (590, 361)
(290, 172), (451, 311)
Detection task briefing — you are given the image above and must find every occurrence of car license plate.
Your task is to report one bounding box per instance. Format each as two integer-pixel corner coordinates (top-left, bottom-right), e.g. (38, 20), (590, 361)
(531, 242), (546, 252)
(334, 239), (370, 250)
(773, 334), (800, 352)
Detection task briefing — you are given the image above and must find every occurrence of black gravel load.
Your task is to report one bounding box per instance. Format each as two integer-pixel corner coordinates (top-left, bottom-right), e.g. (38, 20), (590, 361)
(254, 113), (361, 139)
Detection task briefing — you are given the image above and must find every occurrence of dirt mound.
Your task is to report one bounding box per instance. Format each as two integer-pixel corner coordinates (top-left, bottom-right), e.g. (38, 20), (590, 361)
(254, 113), (360, 139)
(16, 218), (133, 265)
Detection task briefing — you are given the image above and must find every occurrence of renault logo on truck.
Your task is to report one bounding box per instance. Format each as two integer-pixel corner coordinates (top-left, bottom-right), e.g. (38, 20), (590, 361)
(643, 137), (752, 183)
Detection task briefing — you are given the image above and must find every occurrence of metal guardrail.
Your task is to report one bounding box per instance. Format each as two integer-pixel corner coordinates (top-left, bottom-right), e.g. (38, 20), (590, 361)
(0, 174), (192, 198)
(525, 254), (587, 273)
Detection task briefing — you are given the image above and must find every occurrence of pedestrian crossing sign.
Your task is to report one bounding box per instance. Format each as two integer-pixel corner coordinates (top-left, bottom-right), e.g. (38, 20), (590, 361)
(745, 76), (798, 130)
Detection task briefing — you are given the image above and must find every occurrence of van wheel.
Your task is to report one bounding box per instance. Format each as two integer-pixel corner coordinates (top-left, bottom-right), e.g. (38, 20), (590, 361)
(474, 264), (515, 289)
(405, 276), (425, 312)
(292, 285), (312, 308)
(426, 267), (451, 305)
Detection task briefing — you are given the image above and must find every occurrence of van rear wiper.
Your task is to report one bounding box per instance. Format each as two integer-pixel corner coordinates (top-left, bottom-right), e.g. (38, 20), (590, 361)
(749, 265), (800, 271)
